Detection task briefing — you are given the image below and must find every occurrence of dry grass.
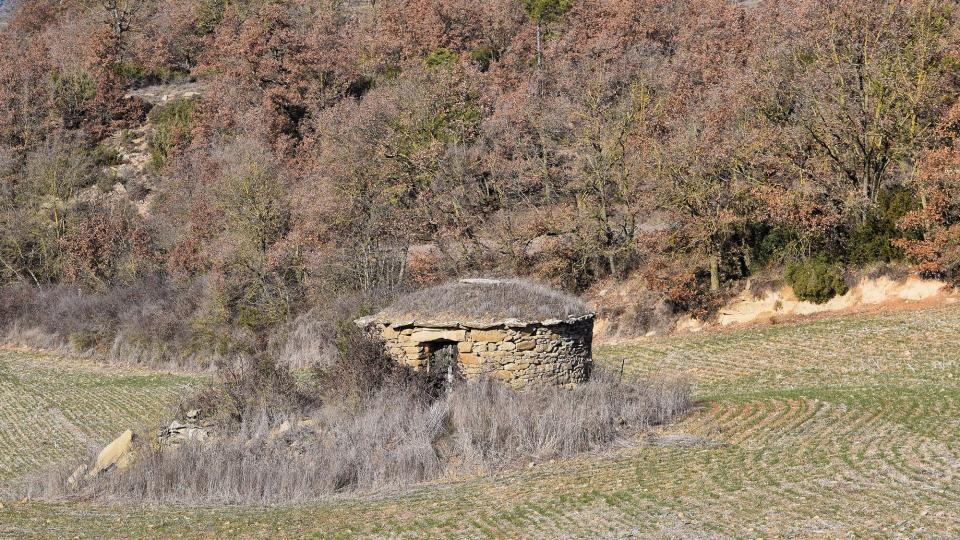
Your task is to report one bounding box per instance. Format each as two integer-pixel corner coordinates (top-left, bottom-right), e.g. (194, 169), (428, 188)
(269, 309), (340, 370)
(373, 278), (591, 325)
(0, 279), (214, 370)
(27, 364), (690, 504)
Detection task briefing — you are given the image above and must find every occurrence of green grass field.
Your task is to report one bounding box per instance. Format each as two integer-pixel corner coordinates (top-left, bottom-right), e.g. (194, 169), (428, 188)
(0, 350), (196, 485)
(3, 305), (960, 538)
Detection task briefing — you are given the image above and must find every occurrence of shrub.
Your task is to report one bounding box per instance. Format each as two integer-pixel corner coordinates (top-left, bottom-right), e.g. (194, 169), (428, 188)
(68, 330), (99, 352)
(469, 47), (497, 71)
(269, 309), (340, 370)
(847, 188), (918, 265)
(195, 0), (228, 36)
(753, 226), (802, 269)
(424, 47), (458, 67)
(125, 179), (150, 201)
(0, 278), (218, 369)
(314, 328), (434, 404)
(640, 256), (725, 320)
(148, 98), (197, 170)
(58, 205), (157, 286)
(113, 62), (190, 89)
(894, 225), (960, 281)
(90, 144), (121, 167)
(591, 288), (678, 339)
(96, 172), (118, 193)
(23, 137), (102, 200)
(51, 70), (96, 129)
(786, 258), (849, 304)
(194, 354), (320, 427)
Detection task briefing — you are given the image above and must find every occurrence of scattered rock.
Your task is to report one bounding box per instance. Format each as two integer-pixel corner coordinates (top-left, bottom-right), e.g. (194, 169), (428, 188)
(158, 420), (209, 446)
(89, 430), (135, 478)
(67, 464), (87, 485)
(124, 81), (204, 106)
(267, 420), (291, 442)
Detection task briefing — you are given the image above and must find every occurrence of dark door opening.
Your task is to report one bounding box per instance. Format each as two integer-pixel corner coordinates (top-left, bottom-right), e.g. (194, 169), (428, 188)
(426, 340), (461, 394)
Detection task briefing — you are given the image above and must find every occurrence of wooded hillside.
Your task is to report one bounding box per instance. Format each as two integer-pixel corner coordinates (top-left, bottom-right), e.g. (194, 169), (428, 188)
(1, 0), (959, 362)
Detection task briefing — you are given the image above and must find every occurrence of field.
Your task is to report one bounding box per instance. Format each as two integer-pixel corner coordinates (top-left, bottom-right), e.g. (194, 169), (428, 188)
(2, 305), (960, 538)
(0, 350), (196, 485)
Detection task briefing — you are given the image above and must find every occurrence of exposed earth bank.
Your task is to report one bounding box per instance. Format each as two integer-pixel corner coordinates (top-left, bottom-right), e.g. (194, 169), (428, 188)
(593, 274), (956, 341)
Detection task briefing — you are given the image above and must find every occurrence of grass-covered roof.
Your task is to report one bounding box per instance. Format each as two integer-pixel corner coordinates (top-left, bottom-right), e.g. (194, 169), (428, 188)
(369, 278), (592, 327)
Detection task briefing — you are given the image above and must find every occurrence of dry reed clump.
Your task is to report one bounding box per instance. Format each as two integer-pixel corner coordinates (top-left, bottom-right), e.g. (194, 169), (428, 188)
(27, 335), (691, 505)
(375, 278), (591, 325)
(269, 309), (340, 370)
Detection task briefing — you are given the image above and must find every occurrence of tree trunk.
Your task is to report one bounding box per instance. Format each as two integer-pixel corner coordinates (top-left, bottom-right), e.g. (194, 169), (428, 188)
(918, 192), (928, 241)
(741, 237), (752, 277)
(397, 244), (408, 284)
(536, 124), (551, 202)
(535, 23), (542, 68)
(709, 254), (720, 292)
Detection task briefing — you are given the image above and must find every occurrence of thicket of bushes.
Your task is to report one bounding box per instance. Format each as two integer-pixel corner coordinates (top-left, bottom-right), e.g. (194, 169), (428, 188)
(0, 278), (207, 366)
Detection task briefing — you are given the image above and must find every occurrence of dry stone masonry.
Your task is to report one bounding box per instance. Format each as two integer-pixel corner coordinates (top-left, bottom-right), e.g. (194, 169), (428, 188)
(358, 279), (594, 388)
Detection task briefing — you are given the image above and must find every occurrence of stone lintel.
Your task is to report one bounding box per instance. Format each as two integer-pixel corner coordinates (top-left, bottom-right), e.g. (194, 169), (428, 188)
(409, 329), (467, 343)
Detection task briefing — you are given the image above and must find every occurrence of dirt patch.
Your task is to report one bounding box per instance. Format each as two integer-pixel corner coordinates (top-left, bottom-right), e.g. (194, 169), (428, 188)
(597, 274), (957, 340)
(124, 81), (203, 106)
(644, 433), (723, 448)
(588, 275), (679, 340)
(688, 275), (954, 333)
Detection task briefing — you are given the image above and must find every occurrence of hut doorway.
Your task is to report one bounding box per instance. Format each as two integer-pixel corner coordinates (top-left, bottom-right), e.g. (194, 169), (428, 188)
(425, 340), (461, 393)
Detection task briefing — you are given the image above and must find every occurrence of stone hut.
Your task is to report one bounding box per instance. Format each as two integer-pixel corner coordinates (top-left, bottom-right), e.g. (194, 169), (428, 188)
(357, 278), (594, 389)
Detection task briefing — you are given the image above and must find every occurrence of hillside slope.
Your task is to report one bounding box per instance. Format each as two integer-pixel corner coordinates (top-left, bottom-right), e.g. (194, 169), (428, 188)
(2, 306), (959, 537)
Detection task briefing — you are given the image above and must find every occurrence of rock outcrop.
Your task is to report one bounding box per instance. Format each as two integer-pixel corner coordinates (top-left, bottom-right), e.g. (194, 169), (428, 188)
(157, 409), (209, 446)
(88, 429), (136, 478)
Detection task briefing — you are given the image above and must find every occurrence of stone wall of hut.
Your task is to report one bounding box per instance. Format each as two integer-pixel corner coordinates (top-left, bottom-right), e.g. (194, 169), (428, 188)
(373, 316), (593, 388)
